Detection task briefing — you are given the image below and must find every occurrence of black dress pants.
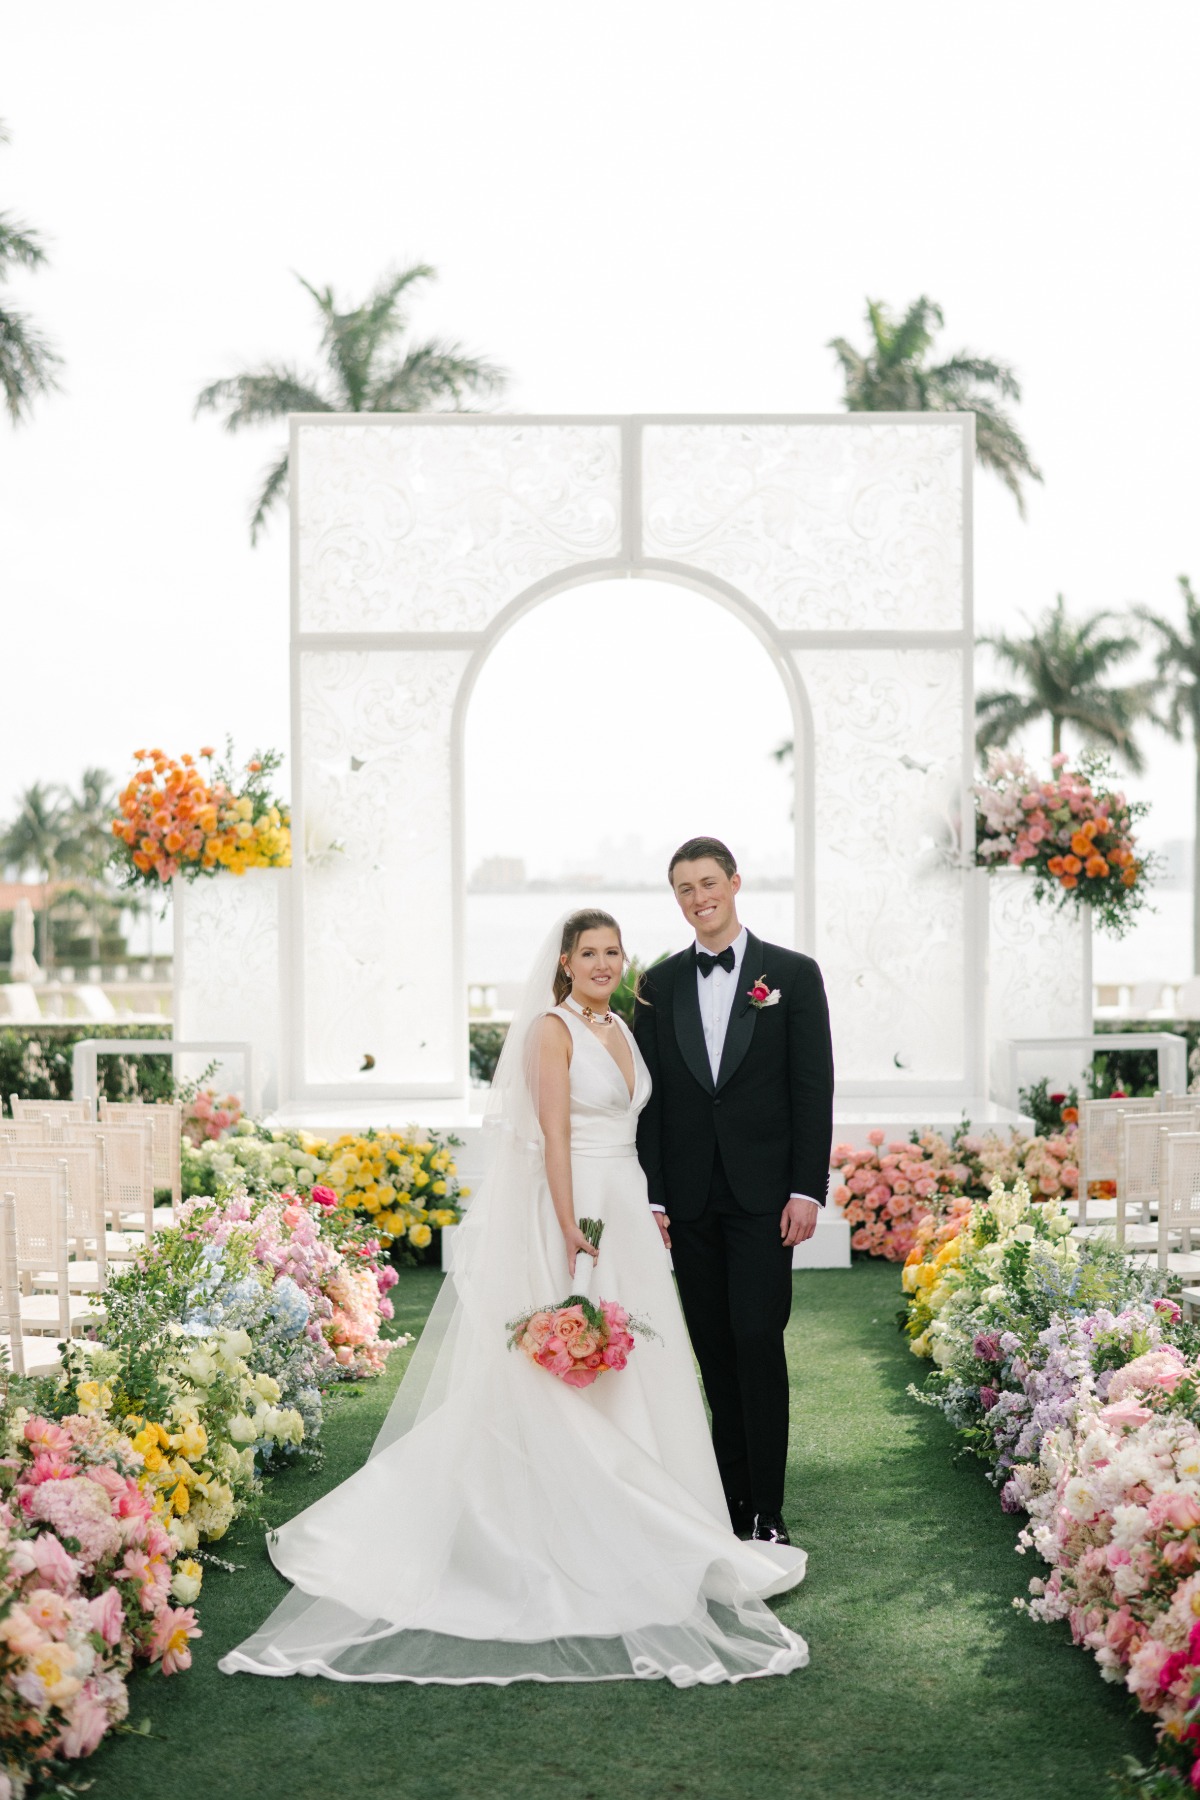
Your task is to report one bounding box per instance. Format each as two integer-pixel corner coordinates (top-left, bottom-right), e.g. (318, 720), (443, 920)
(668, 1148), (794, 1517)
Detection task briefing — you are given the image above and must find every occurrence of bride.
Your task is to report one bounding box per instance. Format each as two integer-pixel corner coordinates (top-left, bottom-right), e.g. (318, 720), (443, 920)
(220, 909), (809, 1687)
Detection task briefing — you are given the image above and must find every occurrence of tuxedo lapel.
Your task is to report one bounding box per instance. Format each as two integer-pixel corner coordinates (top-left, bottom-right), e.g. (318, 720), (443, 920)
(672, 951), (715, 1094)
(715, 931), (763, 1092)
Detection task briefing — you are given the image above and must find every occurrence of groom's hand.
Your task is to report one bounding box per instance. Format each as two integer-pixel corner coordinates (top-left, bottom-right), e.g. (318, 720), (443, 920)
(781, 1196), (819, 1248)
(653, 1211), (672, 1251)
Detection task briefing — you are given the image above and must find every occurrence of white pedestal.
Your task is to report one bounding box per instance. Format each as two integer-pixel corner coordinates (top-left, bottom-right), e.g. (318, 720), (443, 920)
(985, 869), (1092, 1102)
(792, 1209), (851, 1269)
(174, 870), (285, 1114)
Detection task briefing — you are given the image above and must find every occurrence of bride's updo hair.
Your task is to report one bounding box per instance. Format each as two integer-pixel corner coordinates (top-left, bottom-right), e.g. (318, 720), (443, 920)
(553, 908), (627, 1005)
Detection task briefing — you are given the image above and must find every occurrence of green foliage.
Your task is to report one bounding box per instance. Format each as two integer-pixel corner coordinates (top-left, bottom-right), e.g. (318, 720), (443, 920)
(0, 120), (62, 425)
(0, 1022), (173, 1104)
(609, 953), (668, 1028)
(829, 294), (1041, 515)
(195, 264), (506, 542)
(468, 1019), (508, 1085)
(1018, 1077), (1079, 1137)
(977, 594), (1156, 769)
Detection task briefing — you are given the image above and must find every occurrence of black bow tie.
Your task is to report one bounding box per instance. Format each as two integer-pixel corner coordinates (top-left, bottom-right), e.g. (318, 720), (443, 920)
(696, 946), (736, 977)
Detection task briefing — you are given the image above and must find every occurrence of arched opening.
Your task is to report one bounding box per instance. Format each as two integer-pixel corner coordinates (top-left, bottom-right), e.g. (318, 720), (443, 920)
(461, 574), (804, 1017)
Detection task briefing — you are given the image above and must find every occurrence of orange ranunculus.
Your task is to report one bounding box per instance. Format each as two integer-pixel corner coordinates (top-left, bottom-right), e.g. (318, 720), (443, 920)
(133, 851), (152, 872)
(1070, 831), (1092, 857)
(1122, 867), (1138, 887)
(133, 748), (147, 759)
(1061, 873), (1078, 889)
(140, 836), (156, 855)
(164, 831), (184, 853)
(110, 819), (124, 836)
(1047, 855), (1065, 875)
(1085, 854), (1109, 878)
(1062, 1106), (1079, 1123)
(247, 759), (262, 772)
(1081, 818), (1099, 840)
(137, 768), (155, 785)
(200, 745), (216, 758)
(181, 753), (194, 766)
(1063, 854), (1082, 875)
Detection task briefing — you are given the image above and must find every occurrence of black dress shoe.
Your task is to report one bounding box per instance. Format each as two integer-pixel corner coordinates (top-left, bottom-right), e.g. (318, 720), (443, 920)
(727, 1497), (755, 1538)
(751, 1512), (792, 1545)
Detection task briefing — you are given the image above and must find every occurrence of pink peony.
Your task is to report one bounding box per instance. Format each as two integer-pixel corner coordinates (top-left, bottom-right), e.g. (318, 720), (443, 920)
(88, 1585), (125, 1646)
(57, 1692), (110, 1759)
(27, 1529), (82, 1594)
(867, 1128), (885, 1146)
(23, 1416), (73, 1456)
(1097, 1398), (1155, 1430)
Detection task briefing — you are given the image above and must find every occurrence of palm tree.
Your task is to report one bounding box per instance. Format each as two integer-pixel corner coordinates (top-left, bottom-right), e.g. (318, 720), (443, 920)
(0, 782), (70, 970)
(196, 263), (506, 542)
(59, 768), (119, 963)
(976, 594), (1154, 771)
(0, 121), (63, 424)
(829, 296), (1042, 516)
(1132, 575), (1200, 971)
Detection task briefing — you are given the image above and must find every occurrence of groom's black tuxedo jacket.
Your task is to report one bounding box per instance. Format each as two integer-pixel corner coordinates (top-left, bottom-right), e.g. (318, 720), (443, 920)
(632, 933), (834, 1222)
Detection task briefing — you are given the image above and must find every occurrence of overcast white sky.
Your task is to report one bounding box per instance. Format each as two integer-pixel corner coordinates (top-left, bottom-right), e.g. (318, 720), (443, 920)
(2, 1), (1199, 897)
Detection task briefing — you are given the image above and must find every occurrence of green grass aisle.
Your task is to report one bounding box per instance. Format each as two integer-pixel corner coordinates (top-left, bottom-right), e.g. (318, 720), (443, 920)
(85, 1262), (1153, 1800)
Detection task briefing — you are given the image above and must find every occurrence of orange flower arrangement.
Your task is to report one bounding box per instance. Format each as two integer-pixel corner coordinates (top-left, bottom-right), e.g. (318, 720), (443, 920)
(110, 744), (291, 888)
(975, 749), (1151, 937)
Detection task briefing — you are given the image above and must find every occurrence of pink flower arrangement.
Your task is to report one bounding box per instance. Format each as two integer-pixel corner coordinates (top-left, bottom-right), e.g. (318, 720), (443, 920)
(512, 1298), (636, 1390)
(182, 1086), (244, 1145)
(324, 1263), (393, 1377)
(0, 1410), (196, 1786)
(832, 1129), (974, 1261)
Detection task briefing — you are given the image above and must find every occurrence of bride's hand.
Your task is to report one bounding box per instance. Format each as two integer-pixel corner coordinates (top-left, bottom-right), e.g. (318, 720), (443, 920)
(563, 1224), (599, 1278)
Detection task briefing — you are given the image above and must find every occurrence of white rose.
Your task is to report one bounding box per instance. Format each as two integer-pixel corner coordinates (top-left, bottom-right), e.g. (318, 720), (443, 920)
(186, 1351), (216, 1386)
(171, 1566), (203, 1605)
(228, 1413), (258, 1444)
(253, 1373), (282, 1403)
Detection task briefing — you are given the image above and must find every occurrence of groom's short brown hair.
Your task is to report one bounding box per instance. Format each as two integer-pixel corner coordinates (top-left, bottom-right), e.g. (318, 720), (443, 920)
(668, 836), (738, 883)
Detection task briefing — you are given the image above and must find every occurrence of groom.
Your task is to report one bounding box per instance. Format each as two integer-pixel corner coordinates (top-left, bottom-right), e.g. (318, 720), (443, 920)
(632, 837), (834, 1544)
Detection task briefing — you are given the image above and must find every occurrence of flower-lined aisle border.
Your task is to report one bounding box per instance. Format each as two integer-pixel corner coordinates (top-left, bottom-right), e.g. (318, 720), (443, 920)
(899, 1174), (1200, 1796)
(110, 743), (290, 888)
(0, 1178), (406, 1792)
(182, 1121), (468, 1254)
(974, 748), (1152, 937)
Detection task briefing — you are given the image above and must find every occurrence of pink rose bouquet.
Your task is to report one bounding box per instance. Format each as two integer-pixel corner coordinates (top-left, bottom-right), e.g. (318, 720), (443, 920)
(507, 1219), (652, 1390)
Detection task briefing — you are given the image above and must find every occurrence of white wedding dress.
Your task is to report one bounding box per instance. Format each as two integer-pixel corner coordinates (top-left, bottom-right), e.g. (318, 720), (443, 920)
(221, 938), (809, 1688)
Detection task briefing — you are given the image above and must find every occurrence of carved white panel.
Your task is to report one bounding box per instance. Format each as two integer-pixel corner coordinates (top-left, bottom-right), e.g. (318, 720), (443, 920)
(987, 870), (1091, 1096)
(297, 423), (623, 633)
(175, 870), (282, 1112)
(642, 422), (964, 630)
(799, 647), (967, 1083)
(298, 647), (471, 1087)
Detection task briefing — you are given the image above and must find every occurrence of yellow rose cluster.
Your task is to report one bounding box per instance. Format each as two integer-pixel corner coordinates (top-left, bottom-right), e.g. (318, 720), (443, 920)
(303, 1128), (468, 1248)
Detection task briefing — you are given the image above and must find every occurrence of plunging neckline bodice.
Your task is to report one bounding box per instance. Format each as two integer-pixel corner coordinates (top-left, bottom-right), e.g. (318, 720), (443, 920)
(559, 1000), (637, 1103)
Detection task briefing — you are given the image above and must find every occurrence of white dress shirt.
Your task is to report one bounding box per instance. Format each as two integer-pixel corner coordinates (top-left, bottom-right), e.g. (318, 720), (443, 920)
(696, 926), (749, 1081)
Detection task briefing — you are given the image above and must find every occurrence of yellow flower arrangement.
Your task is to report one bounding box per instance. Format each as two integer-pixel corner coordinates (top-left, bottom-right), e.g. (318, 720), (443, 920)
(304, 1128), (468, 1249)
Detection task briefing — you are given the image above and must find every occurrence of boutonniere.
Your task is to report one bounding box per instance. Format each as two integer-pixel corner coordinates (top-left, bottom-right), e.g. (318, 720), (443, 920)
(747, 976), (781, 1009)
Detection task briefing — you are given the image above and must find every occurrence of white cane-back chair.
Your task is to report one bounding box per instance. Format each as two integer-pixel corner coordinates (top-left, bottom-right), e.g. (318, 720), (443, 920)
(64, 1122), (154, 1260)
(9, 1097), (93, 1125)
(1115, 1108), (1200, 1246)
(0, 1162), (104, 1338)
(4, 1143), (107, 1292)
(1077, 1095), (1165, 1227)
(0, 1192), (60, 1378)
(99, 1099), (182, 1218)
(0, 1121), (60, 1149)
(1158, 1131), (1200, 1276)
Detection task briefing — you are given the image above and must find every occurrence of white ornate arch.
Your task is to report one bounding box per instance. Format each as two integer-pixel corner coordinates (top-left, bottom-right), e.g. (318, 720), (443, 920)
(280, 413), (977, 1109)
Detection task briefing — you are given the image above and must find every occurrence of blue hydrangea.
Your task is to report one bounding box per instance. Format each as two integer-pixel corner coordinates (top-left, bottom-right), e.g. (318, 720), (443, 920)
(267, 1275), (310, 1338)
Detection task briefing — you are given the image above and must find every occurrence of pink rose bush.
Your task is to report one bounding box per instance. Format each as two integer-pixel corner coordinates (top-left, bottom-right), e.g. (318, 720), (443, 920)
(511, 1299), (638, 1390)
(0, 1409), (198, 1791)
(833, 1120), (1082, 1262)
